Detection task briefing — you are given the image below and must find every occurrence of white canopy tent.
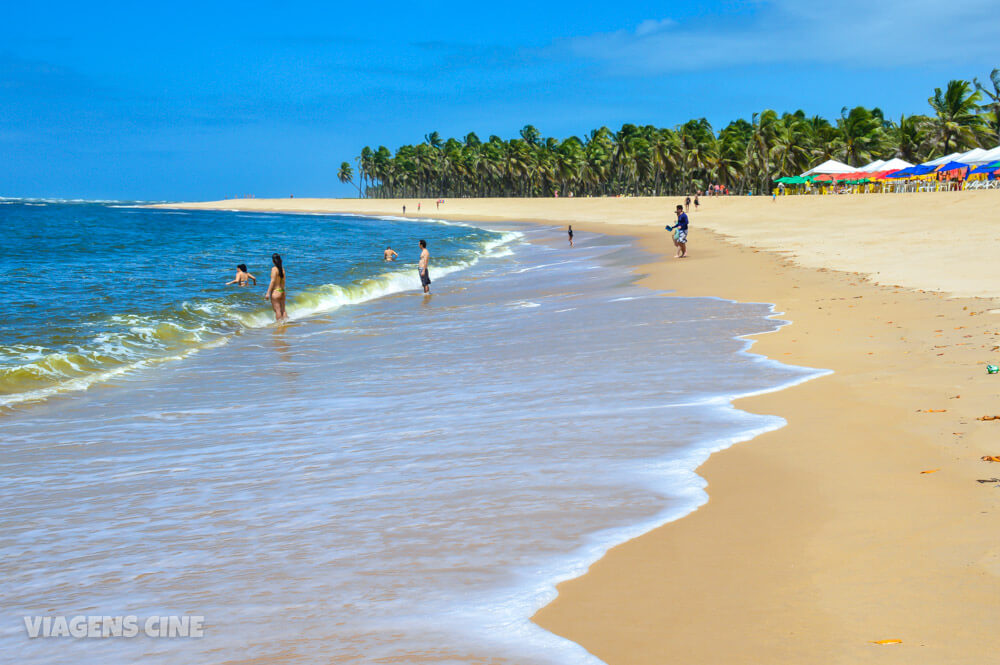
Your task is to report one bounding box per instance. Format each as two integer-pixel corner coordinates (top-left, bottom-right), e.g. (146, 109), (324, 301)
(954, 147), (989, 164)
(923, 152), (961, 166)
(878, 157), (914, 171)
(975, 145), (1000, 164)
(801, 159), (855, 176)
(857, 159), (886, 172)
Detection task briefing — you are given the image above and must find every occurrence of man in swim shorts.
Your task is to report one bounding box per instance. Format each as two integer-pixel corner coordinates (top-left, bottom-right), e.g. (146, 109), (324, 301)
(665, 204), (689, 258)
(418, 239), (431, 293)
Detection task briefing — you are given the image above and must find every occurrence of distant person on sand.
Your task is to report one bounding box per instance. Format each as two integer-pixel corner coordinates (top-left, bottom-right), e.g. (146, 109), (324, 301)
(226, 264), (256, 286)
(264, 253), (288, 322)
(685, 195), (691, 212)
(418, 239), (431, 294)
(665, 204), (689, 258)
(384, 246), (398, 261)
(568, 225), (574, 247)
(418, 202), (421, 211)
(402, 205), (406, 215)
(694, 194), (700, 211)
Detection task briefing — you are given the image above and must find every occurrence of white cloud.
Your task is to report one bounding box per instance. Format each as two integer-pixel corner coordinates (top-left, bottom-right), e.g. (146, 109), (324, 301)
(556, 0), (1000, 74)
(634, 18), (677, 36)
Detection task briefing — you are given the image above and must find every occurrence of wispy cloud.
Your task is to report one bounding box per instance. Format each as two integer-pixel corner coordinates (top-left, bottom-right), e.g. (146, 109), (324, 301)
(556, 0), (999, 75)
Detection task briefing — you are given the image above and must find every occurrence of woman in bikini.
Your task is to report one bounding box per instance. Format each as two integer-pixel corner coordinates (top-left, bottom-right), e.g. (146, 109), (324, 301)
(264, 253), (288, 322)
(226, 264), (256, 286)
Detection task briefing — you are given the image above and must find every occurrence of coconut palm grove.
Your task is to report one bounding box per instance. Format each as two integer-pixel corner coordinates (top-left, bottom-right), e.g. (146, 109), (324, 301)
(340, 69), (1000, 199)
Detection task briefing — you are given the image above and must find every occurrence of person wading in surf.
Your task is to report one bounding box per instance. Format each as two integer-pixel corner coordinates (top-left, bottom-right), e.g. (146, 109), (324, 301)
(418, 239), (431, 294)
(264, 253), (288, 322)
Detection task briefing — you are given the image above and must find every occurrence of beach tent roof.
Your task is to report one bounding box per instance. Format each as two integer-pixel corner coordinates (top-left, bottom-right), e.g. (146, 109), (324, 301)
(972, 145), (1000, 164)
(858, 159), (886, 172)
(923, 152), (961, 167)
(801, 159), (855, 176)
(954, 148), (989, 164)
(774, 176), (810, 184)
(887, 167), (916, 178)
(879, 158), (914, 171)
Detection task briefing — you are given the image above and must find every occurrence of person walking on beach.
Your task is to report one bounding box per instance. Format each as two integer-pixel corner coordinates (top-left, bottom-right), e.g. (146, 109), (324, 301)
(665, 204), (689, 258)
(694, 194), (700, 211)
(226, 264), (256, 286)
(418, 239), (431, 294)
(384, 246), (398, 261)
(568, 225), (574, 247)
(685, 195), (692, 212)
(264, 253), (288, 322)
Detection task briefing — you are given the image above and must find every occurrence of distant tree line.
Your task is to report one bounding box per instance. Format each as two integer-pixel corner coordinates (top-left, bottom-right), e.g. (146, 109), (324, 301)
(337, 68), (1000, 198)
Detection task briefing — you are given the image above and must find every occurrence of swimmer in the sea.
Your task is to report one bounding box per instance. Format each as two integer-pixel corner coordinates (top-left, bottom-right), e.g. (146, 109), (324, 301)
(226, 264), (256, 286)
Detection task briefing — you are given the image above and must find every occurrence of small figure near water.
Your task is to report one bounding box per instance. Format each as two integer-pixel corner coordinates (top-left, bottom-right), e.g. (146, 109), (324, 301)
(226, 264), (257, 287)
(694, 194), (700, 211)
(568, 225), (574, 247)
(402, 205), (407, 215)
(264, 253), (288, 322)
(384, 246), (398, 261)
(685, 195), (692, 213)
(418, 239), (431, 294)
(665, 204), (689, 259)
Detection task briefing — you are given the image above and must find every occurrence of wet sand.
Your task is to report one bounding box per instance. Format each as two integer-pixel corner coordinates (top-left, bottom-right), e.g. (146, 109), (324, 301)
(158, 194), (1000, 663)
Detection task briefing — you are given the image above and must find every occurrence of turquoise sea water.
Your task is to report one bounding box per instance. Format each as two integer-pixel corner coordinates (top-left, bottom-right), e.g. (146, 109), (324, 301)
(0, 200), (510, 405)
(1, 201), (823, 664)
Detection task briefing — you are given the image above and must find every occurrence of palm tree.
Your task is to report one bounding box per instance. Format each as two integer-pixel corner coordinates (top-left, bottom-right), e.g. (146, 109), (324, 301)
(347, 67), (1000, 198)
(890, 115), (930, 163)
(836, 106), (885, 166)
(925, 80), (984, 156)
(337, 161), (355, 192)
(974, 68), (1000, 145)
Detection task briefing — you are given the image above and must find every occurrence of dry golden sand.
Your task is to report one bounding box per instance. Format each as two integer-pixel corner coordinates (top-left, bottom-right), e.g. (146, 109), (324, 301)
(159, 194), (1000, 664)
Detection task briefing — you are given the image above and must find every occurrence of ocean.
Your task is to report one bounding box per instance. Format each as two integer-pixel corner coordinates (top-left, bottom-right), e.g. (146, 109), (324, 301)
(0, 200), (821, 663)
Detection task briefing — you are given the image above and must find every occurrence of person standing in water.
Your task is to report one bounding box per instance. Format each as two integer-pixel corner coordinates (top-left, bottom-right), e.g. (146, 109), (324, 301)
(568, 225), (574, 247)
(264, 253), (288, 322)
(226, 264), (256, 286)
(384, 246), (398, 261)
(418, 239), (431, 294)
(665, 204), (689, 258)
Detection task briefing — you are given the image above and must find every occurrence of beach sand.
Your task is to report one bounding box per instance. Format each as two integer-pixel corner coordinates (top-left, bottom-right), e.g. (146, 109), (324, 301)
(158, 194), (1000, 663)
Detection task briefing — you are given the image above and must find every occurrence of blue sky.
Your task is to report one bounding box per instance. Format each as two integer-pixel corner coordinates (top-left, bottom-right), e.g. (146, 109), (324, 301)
(2, 0), (997, 200)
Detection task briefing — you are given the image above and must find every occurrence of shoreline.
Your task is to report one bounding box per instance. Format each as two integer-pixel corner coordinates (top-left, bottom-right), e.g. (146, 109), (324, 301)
(155, 196), (1000, 663)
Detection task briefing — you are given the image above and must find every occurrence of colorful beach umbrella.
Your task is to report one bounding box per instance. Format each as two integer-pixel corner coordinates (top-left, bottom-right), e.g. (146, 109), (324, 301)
(969, 161), (1000, 174)
(934, 161), (970, 173)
